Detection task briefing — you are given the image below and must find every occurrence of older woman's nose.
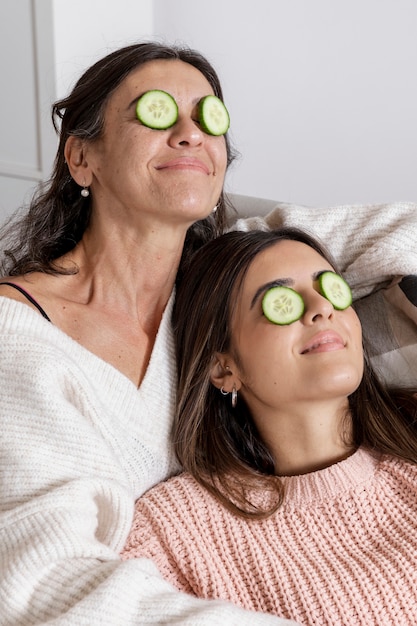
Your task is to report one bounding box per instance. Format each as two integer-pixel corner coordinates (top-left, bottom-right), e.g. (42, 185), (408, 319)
(168, 116), (204, 147)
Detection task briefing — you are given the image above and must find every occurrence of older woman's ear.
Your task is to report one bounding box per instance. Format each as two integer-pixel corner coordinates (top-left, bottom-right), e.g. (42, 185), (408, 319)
(64, 136), (92, 187)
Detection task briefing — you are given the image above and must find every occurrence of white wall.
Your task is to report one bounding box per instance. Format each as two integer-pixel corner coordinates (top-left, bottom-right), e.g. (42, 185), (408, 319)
(0, 0), (55, 219)
(153, 0), (417, 206)
(1, 0), (416, 220)
(0, 0), (154, 222)
(52, 0), (154, 96)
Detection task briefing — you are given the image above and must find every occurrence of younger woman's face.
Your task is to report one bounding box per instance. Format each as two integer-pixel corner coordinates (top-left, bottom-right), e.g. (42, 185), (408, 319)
(225, 240), (364, 419)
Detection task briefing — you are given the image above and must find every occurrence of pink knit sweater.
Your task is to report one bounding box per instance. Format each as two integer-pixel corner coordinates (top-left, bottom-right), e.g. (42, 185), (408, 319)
(121, 448), (417, 625)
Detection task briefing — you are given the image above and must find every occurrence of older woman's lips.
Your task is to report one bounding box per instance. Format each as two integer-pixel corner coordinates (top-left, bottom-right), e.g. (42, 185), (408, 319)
(300, 331), (345, 355)
(155, 157), (210, 174)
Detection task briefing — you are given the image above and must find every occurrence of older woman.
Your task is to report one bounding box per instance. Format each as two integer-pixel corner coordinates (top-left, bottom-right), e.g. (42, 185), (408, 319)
(0, 43), (297, 625)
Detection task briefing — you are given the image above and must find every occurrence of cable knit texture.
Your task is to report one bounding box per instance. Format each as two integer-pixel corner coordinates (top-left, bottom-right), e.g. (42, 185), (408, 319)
(122, 448), (417, 626)
(0, 295), (291, 626)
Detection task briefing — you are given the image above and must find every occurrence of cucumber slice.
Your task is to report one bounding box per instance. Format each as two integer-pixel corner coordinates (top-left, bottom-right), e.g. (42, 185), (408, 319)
(262, 286), (305, 325)
(318, 272), (352, 310)
(136, 90), (178, 129)
(198, 95), (230, 136)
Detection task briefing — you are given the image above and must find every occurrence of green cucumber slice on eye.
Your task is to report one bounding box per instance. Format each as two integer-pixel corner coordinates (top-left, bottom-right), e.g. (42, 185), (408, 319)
(136, 90), (178, 129)
(318, 272), (352, 310)
(198, 95), (230, 136)
(262, 286), (305, 325)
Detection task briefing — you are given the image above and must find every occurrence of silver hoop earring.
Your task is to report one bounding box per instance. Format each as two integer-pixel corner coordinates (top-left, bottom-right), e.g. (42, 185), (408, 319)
(220, 387), (229, 396)
(231, 385), (238, 408)
(81, 186), (90, 198)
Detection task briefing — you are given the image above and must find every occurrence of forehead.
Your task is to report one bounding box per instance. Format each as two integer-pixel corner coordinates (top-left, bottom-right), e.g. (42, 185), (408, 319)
(242, 240), (332, 292)
(111, 59), (214, 104)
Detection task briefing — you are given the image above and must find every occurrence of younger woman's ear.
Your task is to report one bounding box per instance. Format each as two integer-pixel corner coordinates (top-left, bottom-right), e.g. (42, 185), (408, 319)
(64, 136), (92, 185)
(209, 353), (241, 392)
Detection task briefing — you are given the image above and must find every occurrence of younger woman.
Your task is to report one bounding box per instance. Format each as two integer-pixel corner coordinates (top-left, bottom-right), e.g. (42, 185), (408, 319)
(122, 228), (417, 626)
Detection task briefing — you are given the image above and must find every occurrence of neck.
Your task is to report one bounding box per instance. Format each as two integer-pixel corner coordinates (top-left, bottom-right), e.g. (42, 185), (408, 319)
(60, 217), (188, 324)
(254, 400), (354, 476)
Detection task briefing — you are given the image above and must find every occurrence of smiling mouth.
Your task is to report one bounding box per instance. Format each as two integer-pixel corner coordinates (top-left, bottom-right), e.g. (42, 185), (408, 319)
(301, 334), (345, 354)
(156, 158), (210, 174)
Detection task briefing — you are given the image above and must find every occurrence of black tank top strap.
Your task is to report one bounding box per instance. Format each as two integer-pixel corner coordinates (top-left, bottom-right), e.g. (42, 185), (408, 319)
(0, 282), (51, 322)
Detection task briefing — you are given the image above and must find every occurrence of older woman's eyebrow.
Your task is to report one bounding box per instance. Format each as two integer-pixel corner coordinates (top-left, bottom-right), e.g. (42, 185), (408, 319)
(128, 94), (145, 109)
(250, 279), (292, 309)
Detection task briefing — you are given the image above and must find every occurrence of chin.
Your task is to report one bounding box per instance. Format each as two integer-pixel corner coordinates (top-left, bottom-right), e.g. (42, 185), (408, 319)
(174, 186), (218, 218)
(326, 375), (363, 398)
(179, 204), (214, 224)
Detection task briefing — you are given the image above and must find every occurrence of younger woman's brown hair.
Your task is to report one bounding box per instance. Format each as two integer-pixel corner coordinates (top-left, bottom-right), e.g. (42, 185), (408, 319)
(172, 227), (417, 519)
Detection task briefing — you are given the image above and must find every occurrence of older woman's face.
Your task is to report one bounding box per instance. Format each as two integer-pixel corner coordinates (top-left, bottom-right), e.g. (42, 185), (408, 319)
(83, 59), (228, 225)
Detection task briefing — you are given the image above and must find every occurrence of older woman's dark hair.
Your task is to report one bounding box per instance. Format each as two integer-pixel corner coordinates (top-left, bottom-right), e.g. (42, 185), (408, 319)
(0, 42), (236, 276)
(172, 227), (417, 519)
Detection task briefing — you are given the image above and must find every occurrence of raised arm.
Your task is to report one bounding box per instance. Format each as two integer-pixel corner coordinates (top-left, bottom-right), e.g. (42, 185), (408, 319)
(233, 200), (417, 299)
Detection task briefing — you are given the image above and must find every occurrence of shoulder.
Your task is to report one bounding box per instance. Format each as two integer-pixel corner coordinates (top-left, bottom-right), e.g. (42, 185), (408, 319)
(0, 274), (54, 317)
(0, 278), (31, 301)
(369, 452), (417, 507)
(379, 453), (417, 480)
(132, 473), (219, 529)
(138, 472), (206, 509)
(0, 294), (100, 397)
(0, 273), (47, 292)
(123, 473), (226, 564)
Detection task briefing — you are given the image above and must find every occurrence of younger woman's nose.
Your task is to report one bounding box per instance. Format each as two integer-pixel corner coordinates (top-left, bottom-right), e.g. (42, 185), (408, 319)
(303, 291), (335, 324)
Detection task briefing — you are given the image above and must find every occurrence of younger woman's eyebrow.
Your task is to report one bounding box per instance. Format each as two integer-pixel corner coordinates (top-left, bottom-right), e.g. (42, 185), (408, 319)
(250, 270), (330, 310)
(250, 278), (292, 309)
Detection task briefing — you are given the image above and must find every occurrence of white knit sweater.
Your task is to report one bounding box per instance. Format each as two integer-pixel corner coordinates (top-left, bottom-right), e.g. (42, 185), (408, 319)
(0, 295), (293, 626)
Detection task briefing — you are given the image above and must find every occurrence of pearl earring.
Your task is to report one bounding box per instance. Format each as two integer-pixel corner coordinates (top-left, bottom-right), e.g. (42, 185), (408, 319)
(81, 186), (90, 198)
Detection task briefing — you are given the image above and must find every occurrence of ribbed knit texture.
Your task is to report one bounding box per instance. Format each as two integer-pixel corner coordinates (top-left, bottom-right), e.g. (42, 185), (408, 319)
(0, 295), (292, 626)
(122, 449), (417, 626)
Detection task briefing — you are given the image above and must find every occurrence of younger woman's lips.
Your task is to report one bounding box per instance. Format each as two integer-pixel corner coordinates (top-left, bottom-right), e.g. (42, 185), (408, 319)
(300, 331), (345, 354)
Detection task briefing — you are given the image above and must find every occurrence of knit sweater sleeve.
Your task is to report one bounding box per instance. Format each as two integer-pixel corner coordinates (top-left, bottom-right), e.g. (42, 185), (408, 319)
(0, 299), (294, 626)
(233, 201), (417, 299)
(122, 477), (200, 595)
